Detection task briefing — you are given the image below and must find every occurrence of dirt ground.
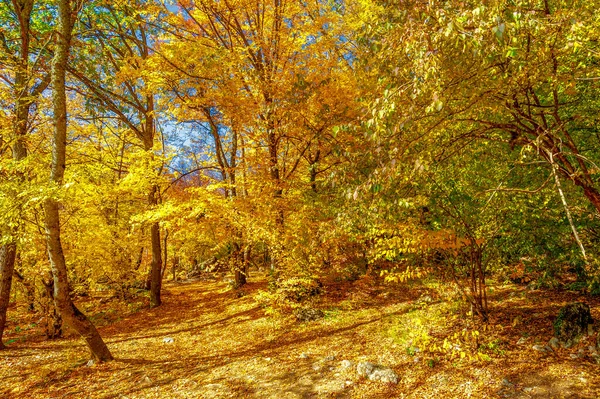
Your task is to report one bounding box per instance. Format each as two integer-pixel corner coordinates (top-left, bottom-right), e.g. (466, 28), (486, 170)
(1, 275), (599, 398)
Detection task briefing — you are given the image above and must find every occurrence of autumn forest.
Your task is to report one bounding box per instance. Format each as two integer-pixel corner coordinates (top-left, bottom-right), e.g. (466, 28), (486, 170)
(1, 0), (600, 397)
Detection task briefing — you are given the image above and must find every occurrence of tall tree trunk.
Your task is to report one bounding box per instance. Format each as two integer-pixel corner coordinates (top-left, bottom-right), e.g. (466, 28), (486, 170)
(44, 0), (113, 362)
(148, 192), (162, 308)
(309, 148), (320, 193)
(0, 0), (35, 349)
(268, 129), (284, 226)
(161, 229), (168, 279)
(42, 274), (62, 339)
(267, 117), (283, 272)
(134, 247), (144, 270)
(143, 108), (162, 307)
(0, 244), (17, 349)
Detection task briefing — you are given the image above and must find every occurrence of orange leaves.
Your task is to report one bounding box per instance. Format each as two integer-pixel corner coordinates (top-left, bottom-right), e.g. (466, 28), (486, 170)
(507, 262), (534, 285)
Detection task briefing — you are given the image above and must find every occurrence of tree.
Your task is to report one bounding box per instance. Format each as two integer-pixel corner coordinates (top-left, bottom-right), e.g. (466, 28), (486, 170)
(367, 0), (600, 218)
(157, 0), (360, 278)
(70, 2), (166, 307)
(360, 0), (600, 291)
(0, 0), (51, 349)
(43, 0), (112, 362)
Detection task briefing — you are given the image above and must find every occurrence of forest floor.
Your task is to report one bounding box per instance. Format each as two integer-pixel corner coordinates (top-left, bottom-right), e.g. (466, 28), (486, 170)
(1, 272), (600, 399)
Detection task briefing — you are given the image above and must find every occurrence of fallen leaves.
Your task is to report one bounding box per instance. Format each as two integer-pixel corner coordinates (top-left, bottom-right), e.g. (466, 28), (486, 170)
(1, 276), (600, 398)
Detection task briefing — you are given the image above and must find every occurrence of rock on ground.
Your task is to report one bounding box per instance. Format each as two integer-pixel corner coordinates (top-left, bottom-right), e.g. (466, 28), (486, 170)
(532, 344), (551, 353)
(553, 302), (594, 348)
(356, 361), (376, 377)
(340, 360), (353, 369)
(356, 361), (398, 384)
(548, 337), (560, 349)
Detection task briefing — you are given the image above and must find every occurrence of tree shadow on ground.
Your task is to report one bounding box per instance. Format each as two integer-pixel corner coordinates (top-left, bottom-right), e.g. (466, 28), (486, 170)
(106, 306), (263, 344)
(75, 307), (411, 399)
(11, 276), (572, 399)
(500, 368), (599, 399)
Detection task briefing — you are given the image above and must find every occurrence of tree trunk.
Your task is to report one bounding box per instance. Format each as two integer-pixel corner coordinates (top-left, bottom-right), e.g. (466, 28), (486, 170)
(172, 255), (179, 282)
(233, 244), (247, 288)
(243, 245), (250, 275)
(161, 229), (168, 280)
(0, 0), (34, 350)
(44, 0), (113, 362)
(581, 185), (600, 215)
(141, 94), (163, 308)
(148, 187), (162, 308)
(310, 167), (318, 193)
(42, 275), (62, 339)
(269, 130), (284, 226)
(0, 244), (17, 349)
(267, 119), (283, 272)
(309, 148), (320, 193)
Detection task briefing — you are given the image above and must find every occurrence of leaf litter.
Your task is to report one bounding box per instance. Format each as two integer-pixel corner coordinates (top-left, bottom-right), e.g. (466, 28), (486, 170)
(1, 275), (599, 398)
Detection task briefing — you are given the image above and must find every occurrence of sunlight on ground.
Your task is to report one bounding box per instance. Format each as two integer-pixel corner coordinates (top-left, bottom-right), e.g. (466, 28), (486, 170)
(1, 277), (599, 398)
